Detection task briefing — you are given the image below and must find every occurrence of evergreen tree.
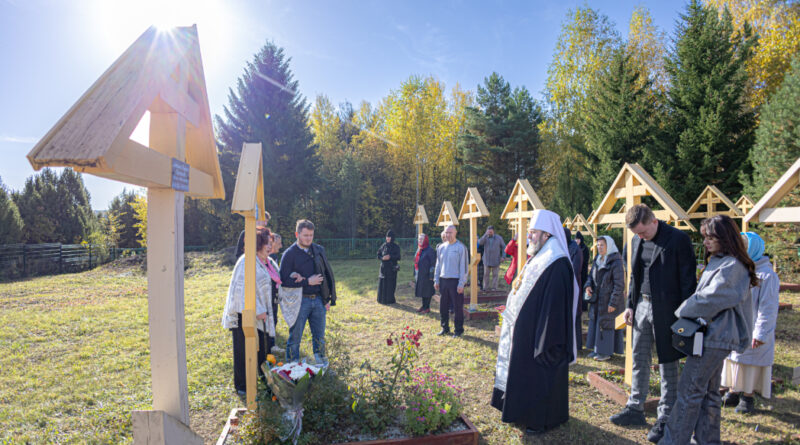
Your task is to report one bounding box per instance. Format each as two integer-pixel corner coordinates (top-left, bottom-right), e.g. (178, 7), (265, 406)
(13, 168), (95, 244)
(583, 48), (667, 205)
(0, 178), (24, 244)
(744, 55), (800, 200)
(215, 41), (317, 236)
(665, 0), (757, 205)
(458, 72), (544, 204)
(107, 189), (141, 248)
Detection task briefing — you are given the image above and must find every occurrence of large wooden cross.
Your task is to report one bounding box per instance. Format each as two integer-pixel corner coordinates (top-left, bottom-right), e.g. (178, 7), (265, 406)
(457, 188), (490, 311)
(230, 143), (266, 410)
(27, 26), (222, 444)
(736, 195), (756, 231)
(687, 185), (744, 221)
(563, 216), (573, 228)
(588, 163), (688, 386)
(436, 201), (459, 228)
(413, 204), (429, 237)
(745, 157), (800, 226)
(501, 179), (545, 279)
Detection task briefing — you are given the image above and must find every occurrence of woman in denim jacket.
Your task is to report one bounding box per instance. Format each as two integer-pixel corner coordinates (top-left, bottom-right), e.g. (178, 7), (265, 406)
(659, 215), (758, 445)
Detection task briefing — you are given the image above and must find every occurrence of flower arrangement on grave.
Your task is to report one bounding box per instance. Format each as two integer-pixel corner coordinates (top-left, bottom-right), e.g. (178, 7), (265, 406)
(495, 304), (506, 328)
(262, 357), (324, 444)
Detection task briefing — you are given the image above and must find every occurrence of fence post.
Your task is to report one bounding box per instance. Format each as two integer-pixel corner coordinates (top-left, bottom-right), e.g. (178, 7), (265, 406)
(22, 245), (27, 277)
(59, 244), (63, 274)
(88, 244), (92, 269)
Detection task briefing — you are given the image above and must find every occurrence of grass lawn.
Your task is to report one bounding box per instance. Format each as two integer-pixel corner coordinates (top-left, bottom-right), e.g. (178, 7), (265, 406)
(1, 253), (799, 444)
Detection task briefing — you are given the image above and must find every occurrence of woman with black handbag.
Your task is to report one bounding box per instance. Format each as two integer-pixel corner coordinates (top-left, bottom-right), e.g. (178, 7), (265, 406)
(584, 236), (625, 361)
(658, 215), (758, 445)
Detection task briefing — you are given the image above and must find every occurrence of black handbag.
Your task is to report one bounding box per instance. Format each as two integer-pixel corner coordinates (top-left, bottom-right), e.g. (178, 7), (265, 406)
(671, 318), (705, 356)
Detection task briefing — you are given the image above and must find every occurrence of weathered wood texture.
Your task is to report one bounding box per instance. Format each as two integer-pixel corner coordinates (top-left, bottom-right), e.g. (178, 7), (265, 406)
(745, 157), (800, 224)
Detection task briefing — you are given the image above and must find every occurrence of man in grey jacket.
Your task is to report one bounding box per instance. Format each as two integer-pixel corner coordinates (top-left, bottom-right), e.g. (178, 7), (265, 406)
(434, 225), (469, 337)
(479, 226), (506, 291)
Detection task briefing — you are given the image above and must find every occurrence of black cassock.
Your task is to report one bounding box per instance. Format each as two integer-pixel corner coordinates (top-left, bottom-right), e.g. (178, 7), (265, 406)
(377, 241), (401, 304)
(491, 256), (574, 431)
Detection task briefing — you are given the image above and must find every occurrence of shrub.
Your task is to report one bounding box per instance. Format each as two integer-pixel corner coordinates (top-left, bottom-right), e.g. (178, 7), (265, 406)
(403, 365), (463, 436)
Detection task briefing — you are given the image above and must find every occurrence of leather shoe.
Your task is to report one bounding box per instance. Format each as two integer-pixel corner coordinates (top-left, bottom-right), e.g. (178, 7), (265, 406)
(437, 328), (450, 336)
(452, 331), (463, 338)
(525, 426), (546, 436)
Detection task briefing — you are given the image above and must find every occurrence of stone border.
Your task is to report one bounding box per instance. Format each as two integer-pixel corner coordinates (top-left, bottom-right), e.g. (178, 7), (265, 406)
(587, 370), (659, 413)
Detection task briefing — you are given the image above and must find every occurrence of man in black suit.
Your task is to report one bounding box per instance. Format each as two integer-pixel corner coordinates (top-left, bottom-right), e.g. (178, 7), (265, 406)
(610, 204), (697, 444)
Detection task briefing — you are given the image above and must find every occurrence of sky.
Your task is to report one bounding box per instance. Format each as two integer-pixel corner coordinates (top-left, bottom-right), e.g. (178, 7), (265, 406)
(0, 0), (685, 210)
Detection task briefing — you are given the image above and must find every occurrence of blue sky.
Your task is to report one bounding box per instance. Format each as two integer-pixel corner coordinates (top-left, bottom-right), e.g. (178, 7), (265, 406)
(0, 0), (684, 210)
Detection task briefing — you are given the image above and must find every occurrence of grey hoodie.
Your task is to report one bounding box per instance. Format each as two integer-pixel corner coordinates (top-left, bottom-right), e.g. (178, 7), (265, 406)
(675, 254), (753, 353)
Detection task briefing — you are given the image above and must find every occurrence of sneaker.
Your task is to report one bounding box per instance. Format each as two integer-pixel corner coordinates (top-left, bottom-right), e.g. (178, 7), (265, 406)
(437, 328), (450, 336)
(610, 407), (647, 426)
(647, 417), (667, 443)
(734, 395), (755, 414)
(721, 391), (740, 407)
(594, 354), (611, 361)
(587, 352), (598, 359)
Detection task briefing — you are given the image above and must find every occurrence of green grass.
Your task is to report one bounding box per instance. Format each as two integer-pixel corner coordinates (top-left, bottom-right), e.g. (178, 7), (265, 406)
(1, 253), (799, 444)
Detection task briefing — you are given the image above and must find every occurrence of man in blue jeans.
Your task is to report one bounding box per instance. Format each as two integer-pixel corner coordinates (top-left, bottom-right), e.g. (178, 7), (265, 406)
(280, 219), (336, 366)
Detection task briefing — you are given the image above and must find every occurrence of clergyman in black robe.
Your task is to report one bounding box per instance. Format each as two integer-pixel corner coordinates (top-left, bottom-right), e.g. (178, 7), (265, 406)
(377, 230), (401, 304)
(492, 210), (577, 436)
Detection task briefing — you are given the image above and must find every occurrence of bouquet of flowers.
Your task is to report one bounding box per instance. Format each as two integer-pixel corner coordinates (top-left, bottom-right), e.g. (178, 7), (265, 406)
(262, 359), (323, 444)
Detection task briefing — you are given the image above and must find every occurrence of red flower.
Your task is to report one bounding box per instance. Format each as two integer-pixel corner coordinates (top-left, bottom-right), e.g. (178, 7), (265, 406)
(306, 367), (315, 377)
(387, 338), (394, 346)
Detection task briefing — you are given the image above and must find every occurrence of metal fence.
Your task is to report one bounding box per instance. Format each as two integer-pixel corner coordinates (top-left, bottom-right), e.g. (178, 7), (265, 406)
(0, 244), (213, 280)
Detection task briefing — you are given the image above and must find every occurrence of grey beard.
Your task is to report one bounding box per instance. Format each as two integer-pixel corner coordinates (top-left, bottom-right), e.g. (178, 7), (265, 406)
(527, 240), (544, 256)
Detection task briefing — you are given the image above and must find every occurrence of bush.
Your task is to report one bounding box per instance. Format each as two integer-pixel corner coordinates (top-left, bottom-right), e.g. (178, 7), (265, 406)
(402, 365), (463, 436)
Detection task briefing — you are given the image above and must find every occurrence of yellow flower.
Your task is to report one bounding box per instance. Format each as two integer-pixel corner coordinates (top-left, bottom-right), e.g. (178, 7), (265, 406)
(266, 354), (276, 365)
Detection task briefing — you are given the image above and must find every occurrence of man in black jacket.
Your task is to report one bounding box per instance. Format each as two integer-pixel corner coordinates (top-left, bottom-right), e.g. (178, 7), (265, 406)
(280, 219), (336, 366)
(610, 205), (697, 444)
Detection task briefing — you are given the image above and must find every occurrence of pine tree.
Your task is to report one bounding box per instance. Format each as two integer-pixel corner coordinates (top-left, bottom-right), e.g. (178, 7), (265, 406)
(458, 72), (543, 204)
(744, 55), (800, 200)
(665, 0), (757, 205)
(215, 41), (317, 235)
(583, 48), (666, 205)
(107, 189), (141, 248)
(0, 178), (24, 244)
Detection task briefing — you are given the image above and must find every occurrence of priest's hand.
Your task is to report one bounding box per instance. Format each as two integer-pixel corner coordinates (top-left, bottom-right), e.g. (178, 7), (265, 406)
(624, 308), (634, 326)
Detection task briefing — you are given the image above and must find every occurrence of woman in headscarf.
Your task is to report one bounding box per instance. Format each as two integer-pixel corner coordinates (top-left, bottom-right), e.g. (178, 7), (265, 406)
(221, 227), (275, 396)
(377, 230), (401, 304)
(414, 233), (436, 313)
(584, 236), (625, 361)
(720, 231), (780, 414)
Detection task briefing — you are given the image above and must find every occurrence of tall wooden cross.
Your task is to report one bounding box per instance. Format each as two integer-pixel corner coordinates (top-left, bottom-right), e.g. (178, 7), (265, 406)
(414, 204), (429, 237)
(687, 185), (744, 221)
(745, 157), (800, 226)
(501, 179), (545, 279)
(27, 26), (223, 443)
(563, 216), (573, 228)
(736, 195), (756, 231)
(436, 201), (459, 228)
(588, 163), (688, 386)
(230, 143), (266, 410)
(458, 188), (490, 311)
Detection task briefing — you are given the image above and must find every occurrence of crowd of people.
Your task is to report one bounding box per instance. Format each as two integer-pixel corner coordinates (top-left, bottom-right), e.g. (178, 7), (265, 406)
(219, 202), (782, 444)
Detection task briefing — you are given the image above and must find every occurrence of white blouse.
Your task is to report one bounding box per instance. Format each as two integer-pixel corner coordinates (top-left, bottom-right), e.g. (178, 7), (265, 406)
(221, 254), (275, 337)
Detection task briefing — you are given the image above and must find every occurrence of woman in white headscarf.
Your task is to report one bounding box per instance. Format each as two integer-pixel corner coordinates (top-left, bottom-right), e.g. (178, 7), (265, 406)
(584, 235), (625, 360)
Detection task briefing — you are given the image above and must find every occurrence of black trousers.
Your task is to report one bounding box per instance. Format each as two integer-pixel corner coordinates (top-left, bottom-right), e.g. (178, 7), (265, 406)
(421, 296), (432, 310)
(439, 278), (464, 334)
(232, 313), (273, 392)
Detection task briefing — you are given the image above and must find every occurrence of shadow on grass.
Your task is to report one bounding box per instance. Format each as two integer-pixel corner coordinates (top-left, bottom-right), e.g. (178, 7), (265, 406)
(517, 417), (642, 444)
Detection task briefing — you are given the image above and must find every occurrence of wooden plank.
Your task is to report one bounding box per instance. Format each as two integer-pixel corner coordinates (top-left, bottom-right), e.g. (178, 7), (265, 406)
(458, 188), (490, 219)
(231, 143), (264, 214)
(755, 207), (800, 223)
(132, 410), (203, 445)
(746, 157), (800, 223)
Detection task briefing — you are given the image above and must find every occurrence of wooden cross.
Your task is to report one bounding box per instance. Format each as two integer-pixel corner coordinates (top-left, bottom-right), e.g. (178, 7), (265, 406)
(230, 143), (266, 411)
(500, 179), (545, 280)
(563, 216), (573, 228)
(736, 195), (755, 231)
(745, 157), (800, 226)
(27, 26), (221, 444)
(687, 185), (743, 221)
(457, 188), (490, 311)
(436, 201), (459, 228)
(589, 163), (688, 386)
(413, 204), (429, 237)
